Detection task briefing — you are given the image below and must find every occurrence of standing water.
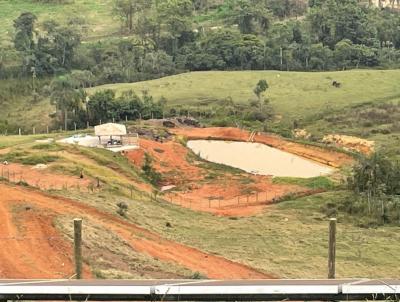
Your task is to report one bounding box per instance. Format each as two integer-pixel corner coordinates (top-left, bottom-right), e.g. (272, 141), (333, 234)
(187, 140), (334, 178)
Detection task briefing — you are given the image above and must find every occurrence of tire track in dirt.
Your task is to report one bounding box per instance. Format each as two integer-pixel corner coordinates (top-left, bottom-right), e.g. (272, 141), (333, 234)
(0, 201), (81, 278)
(0, 184), (273, 279)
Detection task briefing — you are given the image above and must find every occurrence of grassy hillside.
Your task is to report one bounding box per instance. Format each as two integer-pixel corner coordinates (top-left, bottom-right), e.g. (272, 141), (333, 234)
(3, 69), (400, 134)
(66, 184), (400, 278)
(0, 0), (115, 48)
(89, 70), (400, 123)
(0, 79), (53, 133)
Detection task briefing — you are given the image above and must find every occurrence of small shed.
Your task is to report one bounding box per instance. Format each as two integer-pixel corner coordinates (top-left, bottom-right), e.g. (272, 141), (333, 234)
(94, 123), (127, 146)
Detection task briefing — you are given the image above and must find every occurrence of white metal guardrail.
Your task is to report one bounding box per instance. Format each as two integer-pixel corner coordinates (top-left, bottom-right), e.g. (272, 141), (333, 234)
(0, 279), (399, 301)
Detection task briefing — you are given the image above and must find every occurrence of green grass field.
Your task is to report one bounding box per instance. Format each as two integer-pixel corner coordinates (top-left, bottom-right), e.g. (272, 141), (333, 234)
(0, 0), (116, 48)
(89, 70), (400, 123)
(64, 188), (400, 279)
(4, 69), (400, 137)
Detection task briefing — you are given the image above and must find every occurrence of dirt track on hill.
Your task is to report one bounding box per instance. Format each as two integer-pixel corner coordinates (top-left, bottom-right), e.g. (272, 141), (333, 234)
(0, 183), (272, 279)
(0, 200), (80, 278)
(171, 127), (354, 168)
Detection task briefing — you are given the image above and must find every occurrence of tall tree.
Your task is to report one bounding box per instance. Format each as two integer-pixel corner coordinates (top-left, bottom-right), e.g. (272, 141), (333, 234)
(113, 0), (151, 33)
(157, 0), (193, 56)
(50, 75), (85, 130)
(227, 0), (272, 34)
(13, 12), (37, 52)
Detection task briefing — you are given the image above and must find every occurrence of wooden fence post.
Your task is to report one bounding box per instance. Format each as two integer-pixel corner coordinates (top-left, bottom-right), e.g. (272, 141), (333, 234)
(328, 218), (337, 279)
(74, 218), (83, 279)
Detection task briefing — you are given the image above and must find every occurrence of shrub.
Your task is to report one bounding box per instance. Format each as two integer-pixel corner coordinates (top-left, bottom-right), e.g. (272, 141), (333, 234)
(191, 271), (206, 279)
(343, 153), (400, 226)
(116, 202), (128, 217)
(20, 155), (59, 165)
(32, 143), (62, 151)
(141, 153), (162, 185)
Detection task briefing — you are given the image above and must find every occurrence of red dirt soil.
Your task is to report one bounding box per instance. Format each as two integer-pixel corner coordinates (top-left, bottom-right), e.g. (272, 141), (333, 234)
(0, 183), (272, 279)
(171, 127), (354, 168)
(0, 163), (92, 190)
(126, 137), (320, 216)
(126, 139), (203, 184)
(164, 178), (308, 216)
(0, 200), (86, 278)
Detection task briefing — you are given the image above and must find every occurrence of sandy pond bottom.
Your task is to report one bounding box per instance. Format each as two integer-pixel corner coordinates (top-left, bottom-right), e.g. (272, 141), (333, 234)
(187, 140), (334, 178)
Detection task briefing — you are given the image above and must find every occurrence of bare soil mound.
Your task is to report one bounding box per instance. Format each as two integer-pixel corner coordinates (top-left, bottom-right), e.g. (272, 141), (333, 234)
(126, 139), (202, 184)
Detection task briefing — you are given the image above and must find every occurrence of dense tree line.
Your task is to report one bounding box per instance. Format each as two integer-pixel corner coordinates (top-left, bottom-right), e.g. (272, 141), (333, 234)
(13, 12), (81, 76)
(87, 89), (167, 124)
(4, 0), (400, 83)
(46, 73), (168, 129)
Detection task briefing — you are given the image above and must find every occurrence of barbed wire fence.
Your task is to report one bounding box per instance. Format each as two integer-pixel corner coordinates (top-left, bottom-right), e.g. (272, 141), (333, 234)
(0, 167), (100, 193)
(161, 190), (287, 211)
(158, 186), (325, 211)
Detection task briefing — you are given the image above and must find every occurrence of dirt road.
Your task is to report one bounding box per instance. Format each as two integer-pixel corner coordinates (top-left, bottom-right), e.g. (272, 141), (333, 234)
(0, 183), (272, 279)
(0, 201), (77, 278)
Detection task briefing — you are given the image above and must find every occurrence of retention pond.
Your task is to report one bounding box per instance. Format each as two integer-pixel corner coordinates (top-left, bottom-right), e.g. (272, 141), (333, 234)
(187, 140), (334, 178)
